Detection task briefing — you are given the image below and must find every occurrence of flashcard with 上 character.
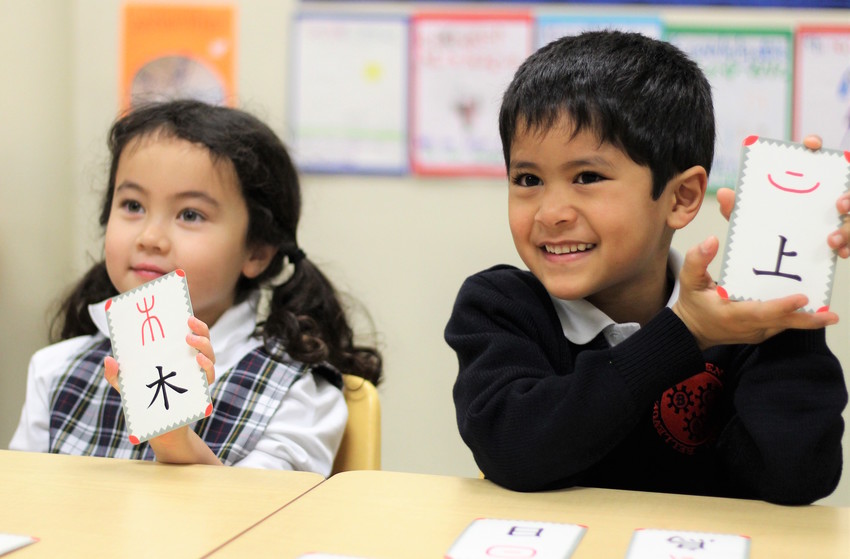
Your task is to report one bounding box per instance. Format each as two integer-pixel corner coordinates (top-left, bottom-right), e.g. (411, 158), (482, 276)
(105, 269), (211, 444)
(625, 528), (750, 559)
(718, 136), (850, 312)
(445, 518), (586, 559)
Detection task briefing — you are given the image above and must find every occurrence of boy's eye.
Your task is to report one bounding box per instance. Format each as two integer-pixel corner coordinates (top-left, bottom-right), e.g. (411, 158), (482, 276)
(512, 173), (543, 187)
(575, 172), (605, 185)
(179, 209), (205, 223)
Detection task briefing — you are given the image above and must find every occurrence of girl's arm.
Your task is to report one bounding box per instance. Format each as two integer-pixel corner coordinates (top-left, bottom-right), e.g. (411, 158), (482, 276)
(103, 316), (222, 466)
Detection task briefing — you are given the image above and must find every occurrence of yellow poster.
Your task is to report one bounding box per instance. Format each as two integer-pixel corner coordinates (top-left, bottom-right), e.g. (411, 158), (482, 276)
(122, 4), (236, 109)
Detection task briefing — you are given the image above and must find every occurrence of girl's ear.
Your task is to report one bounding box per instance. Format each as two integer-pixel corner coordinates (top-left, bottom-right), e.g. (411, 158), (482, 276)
(242, 243), (277, 279)
(666, 165), (707, 230)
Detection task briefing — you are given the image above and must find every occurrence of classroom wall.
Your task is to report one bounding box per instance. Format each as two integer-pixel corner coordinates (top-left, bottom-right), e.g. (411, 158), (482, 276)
(2, 0), (849, 507)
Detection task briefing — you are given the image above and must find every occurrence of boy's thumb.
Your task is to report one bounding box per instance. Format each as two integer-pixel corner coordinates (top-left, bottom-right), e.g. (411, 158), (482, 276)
(681, 236), (719, 287)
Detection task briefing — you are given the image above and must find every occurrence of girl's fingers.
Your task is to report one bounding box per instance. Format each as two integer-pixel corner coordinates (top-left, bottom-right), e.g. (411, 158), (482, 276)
(103, 356), (120, 392)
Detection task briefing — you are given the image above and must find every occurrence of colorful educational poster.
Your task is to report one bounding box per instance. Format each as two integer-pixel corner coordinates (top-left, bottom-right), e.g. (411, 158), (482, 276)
(410, 12), (533, 176)
(665, 27), (793, 191)
(106, 270), (212, 444)
(535, 15), (663, 50)
(625, 529), (749, 559)
(122, 4), (236, 109)
(795, 26), (850, 150)
(718, 136), (850, 312)
(290, 14), (408, 174)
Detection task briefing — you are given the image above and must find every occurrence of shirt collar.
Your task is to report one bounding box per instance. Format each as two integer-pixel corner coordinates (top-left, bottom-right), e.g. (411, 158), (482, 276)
(549, 249), (683, 347)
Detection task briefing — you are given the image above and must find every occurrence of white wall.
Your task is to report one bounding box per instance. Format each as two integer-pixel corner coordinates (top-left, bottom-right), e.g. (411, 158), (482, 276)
(1, 0), (848, 507)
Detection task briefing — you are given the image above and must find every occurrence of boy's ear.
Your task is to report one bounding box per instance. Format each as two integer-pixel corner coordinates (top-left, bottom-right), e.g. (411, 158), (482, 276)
(666, 165), (707, 230)
(242, 243), (278, 279)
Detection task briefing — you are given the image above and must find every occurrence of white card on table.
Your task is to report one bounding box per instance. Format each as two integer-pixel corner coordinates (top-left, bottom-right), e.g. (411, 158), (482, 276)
(445, 518), (586, 559)
(625, 528), (749, 559)
(718, 136), (850, 312)
(106, 269), (211, 444)
(0, 533), (37, 556)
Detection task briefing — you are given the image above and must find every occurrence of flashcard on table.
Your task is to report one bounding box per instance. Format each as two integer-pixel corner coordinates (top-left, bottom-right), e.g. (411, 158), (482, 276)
(625, 528), (749, 559)
(445, 518), (586, 559)
(106, 269), (211, 444)
(718, 136), (850, 312)
(0, 533), (37, 556)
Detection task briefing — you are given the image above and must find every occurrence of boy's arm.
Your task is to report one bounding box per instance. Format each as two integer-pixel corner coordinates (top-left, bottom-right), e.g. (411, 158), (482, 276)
(717, 328), (846, 504)
(447, 270), (706, 491)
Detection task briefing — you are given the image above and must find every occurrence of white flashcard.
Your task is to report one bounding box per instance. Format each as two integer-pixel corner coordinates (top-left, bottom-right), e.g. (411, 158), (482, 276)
(0, 533), (38, 556)
(625, 528), (750, 559)
(106, 269), (211, 444)
(718, 136), (850, 312)
(445, 518), (586, 559)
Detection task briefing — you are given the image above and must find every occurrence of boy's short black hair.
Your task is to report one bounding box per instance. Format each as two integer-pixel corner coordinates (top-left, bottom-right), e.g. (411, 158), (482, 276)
(499, 30), (715, 200)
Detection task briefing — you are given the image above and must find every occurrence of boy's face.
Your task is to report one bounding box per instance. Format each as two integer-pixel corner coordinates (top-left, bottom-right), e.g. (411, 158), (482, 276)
(508, 117), (676, 323)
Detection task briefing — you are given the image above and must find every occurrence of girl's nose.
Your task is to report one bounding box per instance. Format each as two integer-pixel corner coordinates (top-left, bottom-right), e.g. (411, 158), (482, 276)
(136, 221), (170, 252)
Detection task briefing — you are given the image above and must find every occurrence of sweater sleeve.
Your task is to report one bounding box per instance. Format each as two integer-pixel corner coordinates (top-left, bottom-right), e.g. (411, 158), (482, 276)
(716, 328), (847, 505)
(445, 268), (706, 491)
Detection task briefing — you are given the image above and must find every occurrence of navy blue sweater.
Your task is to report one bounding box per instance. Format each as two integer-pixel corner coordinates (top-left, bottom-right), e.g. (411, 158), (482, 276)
(446, 265), (847, 504)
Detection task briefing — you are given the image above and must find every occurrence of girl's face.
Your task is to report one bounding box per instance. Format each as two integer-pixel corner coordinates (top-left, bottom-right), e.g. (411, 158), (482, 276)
(105, 134), (273, 326)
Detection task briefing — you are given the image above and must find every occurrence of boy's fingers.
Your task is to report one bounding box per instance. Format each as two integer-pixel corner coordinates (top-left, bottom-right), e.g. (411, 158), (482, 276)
(716, 188), (735, 221)
(802, 134), (823, 150)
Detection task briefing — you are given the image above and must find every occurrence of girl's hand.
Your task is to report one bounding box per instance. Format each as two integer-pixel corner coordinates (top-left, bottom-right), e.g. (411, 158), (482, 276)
(103, 316), (221, 465)
(104, 316), (216, 390)
(717, 135), (850, 257)
(672, 236), (838, 351)
(187, 316), (216, 386)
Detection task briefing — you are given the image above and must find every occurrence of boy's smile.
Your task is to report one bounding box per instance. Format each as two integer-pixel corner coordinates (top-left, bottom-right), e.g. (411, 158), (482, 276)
(507, 118), (678, 325)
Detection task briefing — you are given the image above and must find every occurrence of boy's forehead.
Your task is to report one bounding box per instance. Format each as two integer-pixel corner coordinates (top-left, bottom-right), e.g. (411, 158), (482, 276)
(512, 114), (608, 151)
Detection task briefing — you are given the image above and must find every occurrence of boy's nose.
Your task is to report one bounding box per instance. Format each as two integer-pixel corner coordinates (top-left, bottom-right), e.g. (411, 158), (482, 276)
(536, 190), (578, 227)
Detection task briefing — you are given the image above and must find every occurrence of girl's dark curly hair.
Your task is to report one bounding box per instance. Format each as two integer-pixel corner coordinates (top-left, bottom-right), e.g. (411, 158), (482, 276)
(52, 99), (382, 385)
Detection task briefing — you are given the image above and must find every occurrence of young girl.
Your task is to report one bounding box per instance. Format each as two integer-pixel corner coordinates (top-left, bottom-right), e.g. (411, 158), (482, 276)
(10, 99), (382, 474)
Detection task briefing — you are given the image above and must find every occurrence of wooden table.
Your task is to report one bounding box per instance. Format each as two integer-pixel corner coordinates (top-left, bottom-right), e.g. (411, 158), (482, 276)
(0, 450), (324, 558)
(209, 469), (850, 559)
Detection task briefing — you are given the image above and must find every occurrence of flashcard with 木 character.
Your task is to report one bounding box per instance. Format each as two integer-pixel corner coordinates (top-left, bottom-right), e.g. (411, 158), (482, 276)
(445, 518), (586, 559)
(718, 136), (850, 312)
(106, 269), (211, 444)
(625, 528), (750, 559)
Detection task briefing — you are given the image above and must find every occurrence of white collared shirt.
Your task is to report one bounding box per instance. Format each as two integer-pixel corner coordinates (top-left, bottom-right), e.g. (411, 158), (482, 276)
(550, 250), (683, 348)
(9, 296), (347, 476)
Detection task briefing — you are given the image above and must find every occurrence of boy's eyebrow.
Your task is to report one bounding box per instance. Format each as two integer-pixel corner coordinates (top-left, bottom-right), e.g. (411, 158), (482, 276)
(114, 181), (220, 207)
(510, 155), (616, 171)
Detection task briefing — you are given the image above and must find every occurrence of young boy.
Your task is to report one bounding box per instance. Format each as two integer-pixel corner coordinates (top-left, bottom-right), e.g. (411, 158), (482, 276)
(445, 31), (848, 505)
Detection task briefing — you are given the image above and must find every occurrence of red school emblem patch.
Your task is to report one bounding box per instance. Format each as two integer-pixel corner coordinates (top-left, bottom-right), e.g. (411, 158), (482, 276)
(652, 363), (724, 455)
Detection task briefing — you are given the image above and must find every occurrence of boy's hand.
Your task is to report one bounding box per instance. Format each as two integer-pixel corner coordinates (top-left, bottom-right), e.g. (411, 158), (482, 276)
(717, 135), (850, 257)
(672, 236), (838, 351)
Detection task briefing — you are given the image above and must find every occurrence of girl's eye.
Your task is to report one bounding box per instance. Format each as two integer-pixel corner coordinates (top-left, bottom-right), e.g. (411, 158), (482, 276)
(120, 200), (143, 213)
(179, 209), (205, 223)
(575, 172), (605, 185)
(512, 173), (543, 187)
